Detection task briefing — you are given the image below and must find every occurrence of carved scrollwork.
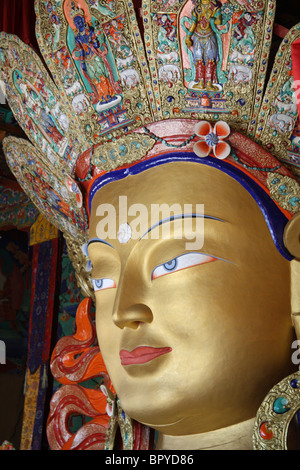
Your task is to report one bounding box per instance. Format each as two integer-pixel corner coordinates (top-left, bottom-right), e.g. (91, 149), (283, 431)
(253, 372), (300, 450)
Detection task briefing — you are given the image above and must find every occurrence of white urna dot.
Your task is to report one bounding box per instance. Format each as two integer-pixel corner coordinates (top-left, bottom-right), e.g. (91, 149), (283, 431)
(117, 223), (132, 244)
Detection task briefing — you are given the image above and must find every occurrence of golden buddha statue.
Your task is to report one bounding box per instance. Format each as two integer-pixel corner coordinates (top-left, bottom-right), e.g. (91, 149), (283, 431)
(86, 149), (300, 450)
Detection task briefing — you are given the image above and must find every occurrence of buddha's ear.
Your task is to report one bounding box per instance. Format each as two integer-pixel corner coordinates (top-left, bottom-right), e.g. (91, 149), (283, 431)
(286, 215), (300, 338)
(291, 260), (300, 340)
(284, 213), (300, 261)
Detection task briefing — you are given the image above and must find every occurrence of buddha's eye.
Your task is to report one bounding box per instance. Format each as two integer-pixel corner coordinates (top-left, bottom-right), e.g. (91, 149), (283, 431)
(92, 278), (116, 292)
(151, 252), (218, 280)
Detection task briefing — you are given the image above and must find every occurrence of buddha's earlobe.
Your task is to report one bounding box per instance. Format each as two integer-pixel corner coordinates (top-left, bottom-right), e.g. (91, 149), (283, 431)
(286, 214), (300, 338)
(284, 213), (300, 261)
(291, 259), (300, 340)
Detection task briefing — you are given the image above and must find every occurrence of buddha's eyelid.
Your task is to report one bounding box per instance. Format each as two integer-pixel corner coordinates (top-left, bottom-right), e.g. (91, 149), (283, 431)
(159, 252), (232, 267)
(92, 278), (116, 291)
(151, 252), (232, 279)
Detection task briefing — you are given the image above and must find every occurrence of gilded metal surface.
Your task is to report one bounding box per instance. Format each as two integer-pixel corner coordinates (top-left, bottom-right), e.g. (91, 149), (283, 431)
(3, 137), (88, 239)
(117, 399), (134, 450)
(0, 0), (299, 242)
(88, 161), (295, 437)
(143, 0), (276, 135)
(0, 32), (85, 172)
(35, 0), (155, 145)
(267, 173), (300, 214)
(63, 231), (94, 299)
(256, 25), (300, 179)
(92, 133), (156, 171)
(104, 397), (134, 450)
(105, 398), (118, 450)
(253, 372), (300, 450)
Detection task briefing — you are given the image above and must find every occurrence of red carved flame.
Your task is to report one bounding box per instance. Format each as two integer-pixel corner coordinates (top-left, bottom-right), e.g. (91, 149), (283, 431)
(47, 298), (153, 450)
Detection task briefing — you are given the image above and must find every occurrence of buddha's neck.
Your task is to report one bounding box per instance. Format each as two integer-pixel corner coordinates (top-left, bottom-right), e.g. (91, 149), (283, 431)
(156, 418), (255, 450)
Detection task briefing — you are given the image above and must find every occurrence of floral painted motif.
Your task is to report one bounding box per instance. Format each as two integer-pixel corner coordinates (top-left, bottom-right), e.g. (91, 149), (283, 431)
(193, 120), (231, 160)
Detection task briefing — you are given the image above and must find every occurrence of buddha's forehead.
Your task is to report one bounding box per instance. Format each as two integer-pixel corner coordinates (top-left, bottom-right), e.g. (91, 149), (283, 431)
(88, 160), (292, 265)
(89, 161), (264, 231)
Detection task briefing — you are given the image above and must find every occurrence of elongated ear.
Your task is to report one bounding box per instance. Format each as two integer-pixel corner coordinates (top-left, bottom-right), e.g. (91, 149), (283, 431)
(291, 260), (300, 340)
(284, 213), (300, 261)
(286, 215), (300, 338)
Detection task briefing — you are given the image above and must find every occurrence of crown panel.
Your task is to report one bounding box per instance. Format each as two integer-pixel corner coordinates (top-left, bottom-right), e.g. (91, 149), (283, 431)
(255, 23), (300, 180)
(35, 0), (156, 145)
(3, 137), (88, 239)
(0, 33), (84, 173)
(142, 0), (276, 134)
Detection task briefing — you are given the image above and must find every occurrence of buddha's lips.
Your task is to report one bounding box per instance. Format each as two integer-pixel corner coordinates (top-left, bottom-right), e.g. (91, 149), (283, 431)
(120, 346), (172, 366)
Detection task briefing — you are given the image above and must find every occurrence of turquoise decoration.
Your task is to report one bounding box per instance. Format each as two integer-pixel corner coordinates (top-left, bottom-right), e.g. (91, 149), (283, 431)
(109, 149), (117, 161)
(254, 372), (300, 449)
(273, 397), (290, 414)
(143, 127), (196, 149)
(119, 145), (128, 157)
(220, 2), (234, 25)
(278, 184), (289, 195)
(288, 197), (300, 208)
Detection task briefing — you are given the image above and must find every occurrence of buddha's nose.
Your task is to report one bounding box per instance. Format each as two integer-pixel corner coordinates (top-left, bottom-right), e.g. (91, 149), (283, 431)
(111, 251), (154, 329)
(112, 303), (153, 330)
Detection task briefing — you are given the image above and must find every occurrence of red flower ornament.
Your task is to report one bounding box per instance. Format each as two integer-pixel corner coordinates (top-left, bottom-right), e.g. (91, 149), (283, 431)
(193, 121), (231, 160)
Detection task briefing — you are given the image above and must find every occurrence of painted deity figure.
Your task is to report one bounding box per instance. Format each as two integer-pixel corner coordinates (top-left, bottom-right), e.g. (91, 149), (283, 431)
(14, 73), (67, 152)
(39, 107), (65, 146)
(231, 11), (259, 54)
(185, 0), (222, 91)
(71, 13), (121, 109)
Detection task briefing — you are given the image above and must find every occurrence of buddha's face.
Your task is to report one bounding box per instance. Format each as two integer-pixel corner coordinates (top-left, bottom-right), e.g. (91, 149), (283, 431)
(88, 162), (294, 436)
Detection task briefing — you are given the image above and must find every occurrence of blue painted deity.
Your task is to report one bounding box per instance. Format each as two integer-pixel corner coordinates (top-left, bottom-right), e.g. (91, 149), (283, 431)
(69, 13), (122, 112)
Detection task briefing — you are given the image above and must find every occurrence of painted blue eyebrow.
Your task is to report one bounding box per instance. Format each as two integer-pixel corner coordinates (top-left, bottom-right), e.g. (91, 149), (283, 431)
(139, 213), (225, 241)
(87, 238), (115, 249)
(88, 215), (225, 246)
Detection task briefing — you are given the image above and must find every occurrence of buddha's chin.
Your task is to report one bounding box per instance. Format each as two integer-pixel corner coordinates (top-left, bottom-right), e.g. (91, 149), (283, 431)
(118, 400), (187, 434)
(118, 403), (207, 436)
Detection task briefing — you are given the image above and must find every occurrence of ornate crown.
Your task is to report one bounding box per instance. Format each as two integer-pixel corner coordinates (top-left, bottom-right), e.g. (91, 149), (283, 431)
(0, 0), (300, 295)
